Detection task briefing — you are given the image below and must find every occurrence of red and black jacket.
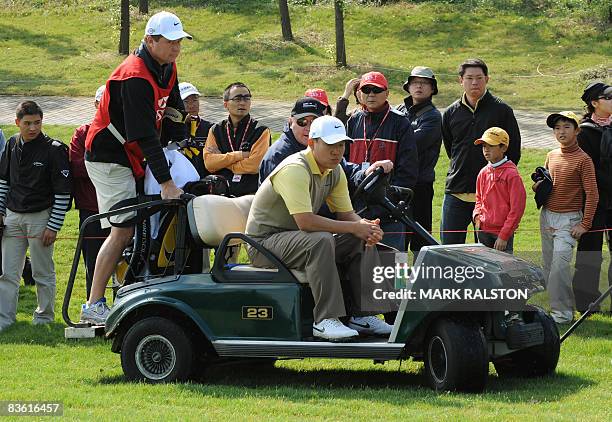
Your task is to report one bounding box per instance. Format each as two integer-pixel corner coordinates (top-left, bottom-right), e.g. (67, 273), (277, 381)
(346, 103), (418, 189)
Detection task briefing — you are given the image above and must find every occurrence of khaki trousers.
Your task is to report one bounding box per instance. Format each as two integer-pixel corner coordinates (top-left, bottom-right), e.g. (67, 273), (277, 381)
(540, 209), (582, 322)
(248, 232), (390, 322)
(0, 209), (56, 329)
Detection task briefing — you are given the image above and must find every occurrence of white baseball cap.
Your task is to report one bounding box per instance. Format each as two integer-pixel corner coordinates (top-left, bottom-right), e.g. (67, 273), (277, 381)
(94, 85), (105, 102)
(309, 116), (353, 145)
(144, 11), (192, 41)
(179, 82), (200, 100)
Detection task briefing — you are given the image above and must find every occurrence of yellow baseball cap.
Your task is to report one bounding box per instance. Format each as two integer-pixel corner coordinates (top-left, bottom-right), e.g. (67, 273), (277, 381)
(546, 111), (580, 128)
(474, 127), (509, 146)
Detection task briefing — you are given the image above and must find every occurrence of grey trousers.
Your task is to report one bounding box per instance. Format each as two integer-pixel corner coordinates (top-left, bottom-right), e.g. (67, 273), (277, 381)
(248, 231), (394, 322)
(540, 209), (582, 322)
(0, 209), (56, 330)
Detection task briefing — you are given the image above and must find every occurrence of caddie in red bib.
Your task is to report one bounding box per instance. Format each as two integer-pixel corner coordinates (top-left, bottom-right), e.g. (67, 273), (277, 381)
(81, 11), (192, 326)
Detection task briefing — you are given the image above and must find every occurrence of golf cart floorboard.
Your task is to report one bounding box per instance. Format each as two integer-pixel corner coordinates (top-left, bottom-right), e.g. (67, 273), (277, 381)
(212, 339), (405, 359)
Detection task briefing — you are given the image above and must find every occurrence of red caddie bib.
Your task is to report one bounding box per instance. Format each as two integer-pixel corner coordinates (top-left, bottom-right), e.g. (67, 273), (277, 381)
(85, 54), (177, 179)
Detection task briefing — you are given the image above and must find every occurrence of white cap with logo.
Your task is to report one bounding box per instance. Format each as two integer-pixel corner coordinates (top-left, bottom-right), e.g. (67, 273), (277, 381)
(144, 11), (192, 41)
(179, 82), (200, 100)
(94, 85), (106, 102)
(309, 116), (353, 145)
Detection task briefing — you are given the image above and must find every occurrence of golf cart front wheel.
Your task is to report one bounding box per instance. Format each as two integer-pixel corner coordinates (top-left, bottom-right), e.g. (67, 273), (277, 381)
(121, 317), (193, 383)
(493, 307), (560, 378)
(424, 318), (488, 392)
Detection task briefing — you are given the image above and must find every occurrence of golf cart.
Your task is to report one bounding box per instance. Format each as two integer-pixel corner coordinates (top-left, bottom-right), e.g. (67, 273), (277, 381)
(63, 168), (560, 392)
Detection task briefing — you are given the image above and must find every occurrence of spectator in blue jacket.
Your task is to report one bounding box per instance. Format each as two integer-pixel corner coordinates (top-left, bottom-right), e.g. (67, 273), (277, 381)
(397, 66), (442, 257)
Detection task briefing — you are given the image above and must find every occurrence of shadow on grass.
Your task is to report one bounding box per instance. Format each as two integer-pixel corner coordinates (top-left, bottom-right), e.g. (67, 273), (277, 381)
(0, 69), (70, 93)
(0, 287), (103, 347)
(0, 23), (79, 58)
(95, 361), (594, 404)
(560, 315), (612, 341)
(158, 0), (277, 14)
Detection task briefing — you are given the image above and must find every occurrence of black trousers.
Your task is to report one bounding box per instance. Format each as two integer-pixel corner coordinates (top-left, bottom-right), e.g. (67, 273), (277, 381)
(407, 182), (434, 259)
(79, 209), (110, 299)
(572, 208), (612, 312)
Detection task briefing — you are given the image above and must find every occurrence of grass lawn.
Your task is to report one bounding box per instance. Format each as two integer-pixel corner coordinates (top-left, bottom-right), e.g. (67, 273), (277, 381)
(0, 0), (609, 110)
(0, 122), (610, 419)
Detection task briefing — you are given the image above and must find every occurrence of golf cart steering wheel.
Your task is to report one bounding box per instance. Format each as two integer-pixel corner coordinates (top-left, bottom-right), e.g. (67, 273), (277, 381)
(352, 166), (389, 205)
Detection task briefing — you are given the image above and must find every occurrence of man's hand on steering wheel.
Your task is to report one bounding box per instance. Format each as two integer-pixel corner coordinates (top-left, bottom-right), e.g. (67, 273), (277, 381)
(353, 166), (389, 205)
(365, 159), (393, 176)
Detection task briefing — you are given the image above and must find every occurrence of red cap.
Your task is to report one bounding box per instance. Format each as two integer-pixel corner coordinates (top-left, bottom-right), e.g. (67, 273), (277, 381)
(359, 71), (388, 90)
(304, 88), (330, 107)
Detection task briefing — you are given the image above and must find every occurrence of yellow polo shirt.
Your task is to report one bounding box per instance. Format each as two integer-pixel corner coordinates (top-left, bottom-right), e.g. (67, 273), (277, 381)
(270, 148), (353, 215)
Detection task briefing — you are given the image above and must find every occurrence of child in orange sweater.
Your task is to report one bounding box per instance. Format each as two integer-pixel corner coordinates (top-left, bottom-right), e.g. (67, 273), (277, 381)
(536, 111), (599, 324)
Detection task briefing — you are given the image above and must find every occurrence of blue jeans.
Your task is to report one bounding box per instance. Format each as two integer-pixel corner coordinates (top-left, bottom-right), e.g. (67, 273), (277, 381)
(476, 230), (514, 253)
(440, 194), (476, 245)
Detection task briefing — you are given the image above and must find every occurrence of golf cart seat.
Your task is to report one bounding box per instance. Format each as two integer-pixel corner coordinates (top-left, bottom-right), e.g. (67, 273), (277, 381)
(187, 194), (308, 284)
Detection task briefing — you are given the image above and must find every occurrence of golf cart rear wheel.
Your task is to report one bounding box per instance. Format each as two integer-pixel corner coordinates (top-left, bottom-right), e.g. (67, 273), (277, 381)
(121, 317), (193, 383)
(424, 318), (488, 392)
(494, 307), (560, 378)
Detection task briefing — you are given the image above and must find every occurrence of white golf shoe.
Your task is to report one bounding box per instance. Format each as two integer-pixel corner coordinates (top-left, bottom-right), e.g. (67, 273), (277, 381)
(313, 318), (359, 341)
(348, 316), (393, 336)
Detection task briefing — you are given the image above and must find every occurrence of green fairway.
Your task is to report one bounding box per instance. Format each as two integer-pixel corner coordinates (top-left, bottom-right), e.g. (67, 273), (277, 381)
(0, 0), (611, 417)
(0, 127), (610, 419)
(0, 0), (609, 110)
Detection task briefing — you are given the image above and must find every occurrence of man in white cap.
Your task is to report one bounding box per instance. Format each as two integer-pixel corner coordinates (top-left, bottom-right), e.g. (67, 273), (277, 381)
(81, 11), (192, 325)
(179, 82), (213, 177)
(69, 85), (110, 298)
(246, 116), (393, 341)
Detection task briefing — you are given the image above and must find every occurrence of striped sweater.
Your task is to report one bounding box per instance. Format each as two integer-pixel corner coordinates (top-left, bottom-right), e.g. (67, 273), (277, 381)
(545, 143), (599, 230)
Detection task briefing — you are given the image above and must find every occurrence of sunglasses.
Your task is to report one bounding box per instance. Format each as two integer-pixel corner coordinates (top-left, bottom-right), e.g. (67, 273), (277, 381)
(597, 95), (612, 101)
(296, 117), (315, 127)
(360, 85), (386, 95)
(228, 95), (252, 102)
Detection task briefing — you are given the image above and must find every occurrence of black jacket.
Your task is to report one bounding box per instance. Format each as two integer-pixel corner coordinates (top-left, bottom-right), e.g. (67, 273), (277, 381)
(441, 91), (521, 193)
(577, 117), (612, 209)
(0, 133), (71, 213)
(397, 97), (442, 184)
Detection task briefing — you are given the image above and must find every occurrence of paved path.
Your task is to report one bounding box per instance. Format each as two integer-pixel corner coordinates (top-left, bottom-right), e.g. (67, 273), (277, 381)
(0, 95), (555, 148)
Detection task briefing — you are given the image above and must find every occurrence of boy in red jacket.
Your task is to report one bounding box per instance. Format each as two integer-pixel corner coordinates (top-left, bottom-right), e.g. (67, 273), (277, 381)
(473, 127), (526, 253)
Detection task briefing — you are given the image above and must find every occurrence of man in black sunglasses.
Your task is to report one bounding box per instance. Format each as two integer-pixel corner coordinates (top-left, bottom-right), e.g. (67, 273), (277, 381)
(204, 82), (271, 197)
(259, 97), (326, 184)
(346, 71), (418, 251)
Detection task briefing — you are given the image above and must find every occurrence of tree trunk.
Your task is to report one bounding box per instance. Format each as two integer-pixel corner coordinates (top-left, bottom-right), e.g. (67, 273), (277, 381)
(119, 0), (130, 55)
(278, 0), (294, 41)
(335, 0), (347, 68)
(139, 0), (148, 15)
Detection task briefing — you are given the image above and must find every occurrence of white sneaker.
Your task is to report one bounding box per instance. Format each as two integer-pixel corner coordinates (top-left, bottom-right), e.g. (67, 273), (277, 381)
(348, 316), (393, 336)
(313, 318), (358, 341)
(80, 298), (110, 326)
